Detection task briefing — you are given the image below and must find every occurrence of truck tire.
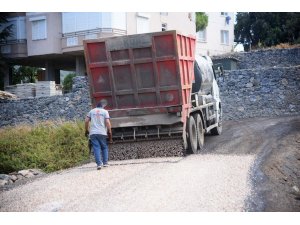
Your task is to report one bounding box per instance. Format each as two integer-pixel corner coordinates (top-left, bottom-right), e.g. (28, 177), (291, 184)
(211, 105), (222, 135)
(187, 116), (198, 154)
(195, 113), (204, 151)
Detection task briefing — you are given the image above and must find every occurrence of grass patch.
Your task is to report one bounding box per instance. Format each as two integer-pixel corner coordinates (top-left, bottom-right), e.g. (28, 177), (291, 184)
(0, 121), (90, 174)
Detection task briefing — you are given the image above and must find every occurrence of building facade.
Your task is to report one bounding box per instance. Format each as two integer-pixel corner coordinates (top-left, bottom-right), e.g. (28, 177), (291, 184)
(1, 12), (196, 88)
(196, 12), (235, 56)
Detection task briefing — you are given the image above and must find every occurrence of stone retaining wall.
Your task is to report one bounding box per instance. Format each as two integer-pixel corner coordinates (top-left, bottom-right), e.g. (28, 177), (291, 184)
(0, 76), (91, 127)
(213, 47), (300, 69)
(219, 66), (300, 120)
(236, 48), (300, 69)
(0, 49), (299, 127)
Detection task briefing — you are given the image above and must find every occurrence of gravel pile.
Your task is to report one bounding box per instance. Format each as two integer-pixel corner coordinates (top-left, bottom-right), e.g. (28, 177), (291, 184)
(108, 139), (184, 160)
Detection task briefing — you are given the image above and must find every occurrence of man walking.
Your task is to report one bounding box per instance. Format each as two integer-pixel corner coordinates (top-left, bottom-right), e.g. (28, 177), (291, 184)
(85, 101), (112, 170)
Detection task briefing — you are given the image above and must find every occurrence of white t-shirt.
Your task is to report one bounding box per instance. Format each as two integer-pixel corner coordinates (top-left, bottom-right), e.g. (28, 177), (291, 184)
(87, 107), (110, 136)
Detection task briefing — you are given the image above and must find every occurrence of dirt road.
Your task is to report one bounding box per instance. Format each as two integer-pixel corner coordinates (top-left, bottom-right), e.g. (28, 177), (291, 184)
(0, 116), (299, 211)
(204, 115), (300, 211)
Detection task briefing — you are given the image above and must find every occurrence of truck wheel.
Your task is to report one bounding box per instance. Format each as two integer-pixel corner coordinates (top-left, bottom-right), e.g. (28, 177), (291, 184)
(187, 116), (198, 154)
(195, 114), (204, 151)
(211, 106), (222, 135)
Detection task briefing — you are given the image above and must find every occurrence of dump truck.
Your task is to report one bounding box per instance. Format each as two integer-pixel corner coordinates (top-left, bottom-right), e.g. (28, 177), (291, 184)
(83, 30), (223, 160)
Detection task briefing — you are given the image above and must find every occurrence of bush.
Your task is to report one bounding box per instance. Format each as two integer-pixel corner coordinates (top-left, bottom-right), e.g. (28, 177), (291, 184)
(0, 121), (89, 174)
(62, 73), (76, 93)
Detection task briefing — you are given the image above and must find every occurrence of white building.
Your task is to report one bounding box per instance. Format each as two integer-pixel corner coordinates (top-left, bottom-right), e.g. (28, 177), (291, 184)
(196, 12), (235, 56)
(1, 12), (196, 88)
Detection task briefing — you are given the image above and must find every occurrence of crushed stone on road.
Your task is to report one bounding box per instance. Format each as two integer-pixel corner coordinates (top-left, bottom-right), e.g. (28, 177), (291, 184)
(0, 154), (254, 212)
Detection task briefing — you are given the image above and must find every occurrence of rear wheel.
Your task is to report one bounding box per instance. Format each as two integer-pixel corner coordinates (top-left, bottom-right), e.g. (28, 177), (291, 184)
(195, 113), (204, 152)
(187, 116), (198, 154)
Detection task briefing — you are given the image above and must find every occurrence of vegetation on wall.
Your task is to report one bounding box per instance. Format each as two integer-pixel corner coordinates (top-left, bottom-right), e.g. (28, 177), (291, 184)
(235, 12), (300, 50)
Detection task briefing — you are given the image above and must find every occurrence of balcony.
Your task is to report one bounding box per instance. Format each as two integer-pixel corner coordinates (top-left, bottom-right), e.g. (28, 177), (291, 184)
(61, 28), (127, 53)
(0, 39), (28, 58)
(0, 15), (27, 58)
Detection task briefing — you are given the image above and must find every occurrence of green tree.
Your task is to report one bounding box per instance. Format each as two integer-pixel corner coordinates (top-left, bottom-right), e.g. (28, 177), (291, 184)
(12, 66), (39, 84)
(196, 12), (208, 32)
(62, 73), (76, 93)
(0, 13), (13, 90)
(235, 12), (300, 50)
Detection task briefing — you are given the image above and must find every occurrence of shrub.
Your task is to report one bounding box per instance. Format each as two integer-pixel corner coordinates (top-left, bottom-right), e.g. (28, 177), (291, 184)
(62, 73), (76, 93)
(0, 121), (90, 174)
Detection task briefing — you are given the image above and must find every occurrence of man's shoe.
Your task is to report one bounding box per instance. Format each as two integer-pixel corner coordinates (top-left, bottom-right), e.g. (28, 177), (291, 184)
(103, 164), (109, 167)
(97, 165), (102, 170)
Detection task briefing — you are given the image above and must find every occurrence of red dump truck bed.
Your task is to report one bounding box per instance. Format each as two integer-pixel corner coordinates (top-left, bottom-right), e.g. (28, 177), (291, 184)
(84, 31), (196, 134)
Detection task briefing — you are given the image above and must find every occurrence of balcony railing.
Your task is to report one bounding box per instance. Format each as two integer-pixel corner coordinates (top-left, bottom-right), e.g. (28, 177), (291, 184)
(62, 28), (127, 38)
(0, 39), (27, 45)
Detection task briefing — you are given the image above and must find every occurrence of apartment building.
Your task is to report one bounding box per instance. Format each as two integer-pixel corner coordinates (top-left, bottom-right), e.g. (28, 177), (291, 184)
(1, 12), (196, 88)
(196, 12), (235, 56)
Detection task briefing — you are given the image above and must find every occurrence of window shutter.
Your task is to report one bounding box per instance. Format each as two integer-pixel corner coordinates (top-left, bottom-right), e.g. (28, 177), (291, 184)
(32, 20), (39, 39)
(198, 29), (206, 42)
(137, 17), (149, 34)
(32, 19), (46, 40)
(221, 30), (229, 45)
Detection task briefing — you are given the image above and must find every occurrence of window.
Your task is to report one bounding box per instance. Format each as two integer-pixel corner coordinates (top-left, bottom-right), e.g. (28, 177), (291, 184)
(197, 29), (206, 42)
(32, 19), (47, 40)
(221, 12), (228, 16)
(7, 20), (17, 40)
(62, 13), (126, 34)
(136, 17), (149, 34)
(162, 23), (167, 31)
(63, 13), (101, 34)
(188, 12), (195, 22)
(221, 30), (229, 45)
(18, 17), (26, 40)
(5, 17), (26, 41)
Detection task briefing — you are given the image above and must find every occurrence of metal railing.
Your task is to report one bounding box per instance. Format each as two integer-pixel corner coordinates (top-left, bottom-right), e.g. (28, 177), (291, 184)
(0, 39), (27, 45)
(62, 28), (127, 38)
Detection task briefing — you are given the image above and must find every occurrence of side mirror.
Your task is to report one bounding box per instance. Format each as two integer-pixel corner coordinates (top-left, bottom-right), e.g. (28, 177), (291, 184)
(217, 66), (224, 76)
(212, 64), (224, 78)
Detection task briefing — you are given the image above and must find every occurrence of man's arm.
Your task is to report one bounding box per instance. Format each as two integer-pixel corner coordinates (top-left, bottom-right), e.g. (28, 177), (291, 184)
(105, 118), (113, 143)
(85, 116), (90, 137)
